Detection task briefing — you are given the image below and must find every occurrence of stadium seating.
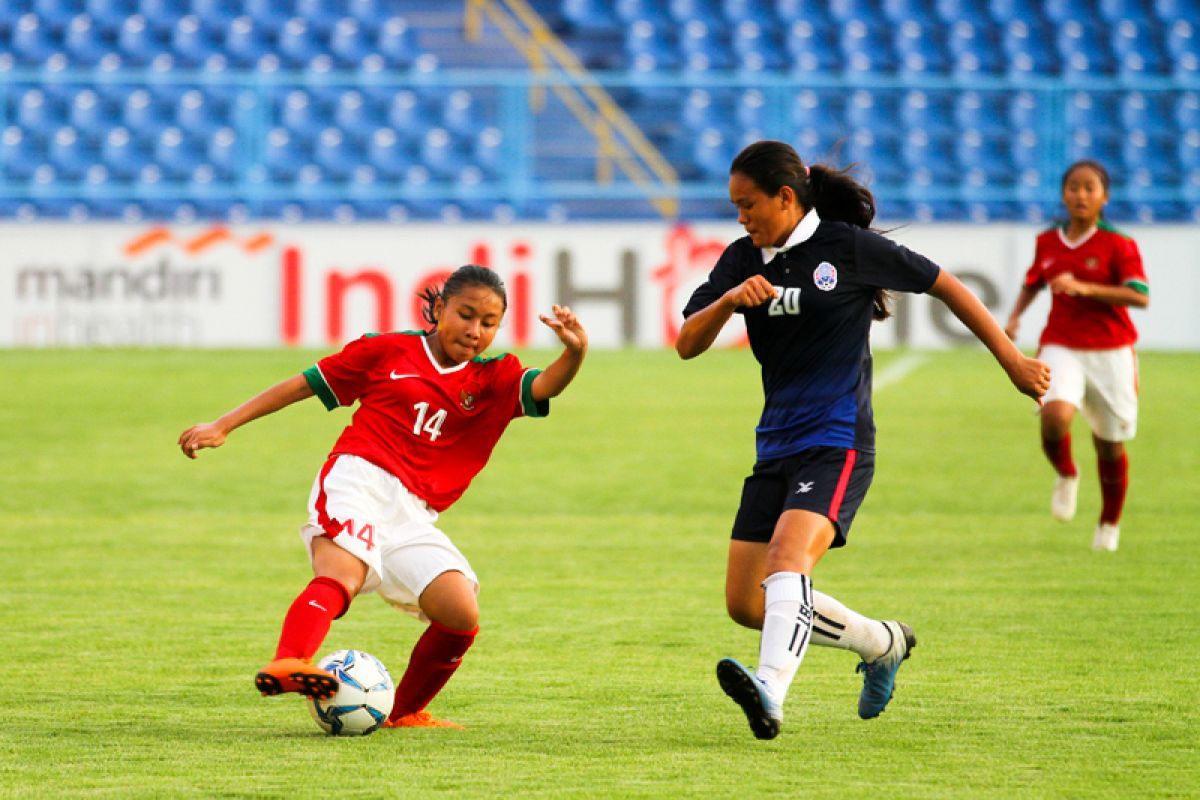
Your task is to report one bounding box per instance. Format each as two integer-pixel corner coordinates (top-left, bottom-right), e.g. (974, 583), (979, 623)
(0, 0), (1194, 221)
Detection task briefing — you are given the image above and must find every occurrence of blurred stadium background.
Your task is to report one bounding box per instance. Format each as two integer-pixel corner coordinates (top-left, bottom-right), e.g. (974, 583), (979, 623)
(1, 0), (1198, 225)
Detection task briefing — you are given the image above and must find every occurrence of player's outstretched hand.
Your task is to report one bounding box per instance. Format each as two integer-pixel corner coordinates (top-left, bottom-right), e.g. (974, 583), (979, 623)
(1008, 354), (1052, 405)
(539, 304), (588, 353)
(178, 422), (227, 459)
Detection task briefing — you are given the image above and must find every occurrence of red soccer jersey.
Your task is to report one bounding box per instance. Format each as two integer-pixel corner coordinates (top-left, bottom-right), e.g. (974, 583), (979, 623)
(1023, 222), (1149, 349)
(303, 331), (546, 511)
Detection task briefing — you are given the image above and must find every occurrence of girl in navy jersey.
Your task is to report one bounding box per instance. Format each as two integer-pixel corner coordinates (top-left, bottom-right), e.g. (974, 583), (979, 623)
(677, 140), (1050, 740)
(1004, 160), (1149, 552)
(179, 265), (587, 728)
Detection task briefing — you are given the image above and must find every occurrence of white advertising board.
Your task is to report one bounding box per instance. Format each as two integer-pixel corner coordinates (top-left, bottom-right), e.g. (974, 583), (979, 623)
(1, 222), (1194, 349)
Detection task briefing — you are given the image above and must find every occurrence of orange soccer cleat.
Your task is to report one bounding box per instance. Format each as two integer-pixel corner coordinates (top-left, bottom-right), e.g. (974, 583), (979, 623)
(254, 657), (339, 700)
(383, 711), (464, 729)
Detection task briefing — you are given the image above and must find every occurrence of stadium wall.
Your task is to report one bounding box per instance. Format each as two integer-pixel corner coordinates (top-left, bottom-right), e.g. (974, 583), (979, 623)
(2, 222), (1194, 350)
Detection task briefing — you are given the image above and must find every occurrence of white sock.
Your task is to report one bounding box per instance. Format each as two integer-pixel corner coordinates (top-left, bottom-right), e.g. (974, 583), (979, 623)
(755, 572), (813, 702)
(808, 589), (891, 662)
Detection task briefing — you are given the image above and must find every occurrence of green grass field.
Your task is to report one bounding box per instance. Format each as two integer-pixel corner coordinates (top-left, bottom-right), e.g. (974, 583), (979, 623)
(2, 346), (1197, 799)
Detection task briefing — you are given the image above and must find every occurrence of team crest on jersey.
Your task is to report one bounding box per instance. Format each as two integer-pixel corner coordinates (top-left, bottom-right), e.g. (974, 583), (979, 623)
(813, 262), (838, 291)
(459, 387), (477, 411)
(1085, 257), (1099, 270)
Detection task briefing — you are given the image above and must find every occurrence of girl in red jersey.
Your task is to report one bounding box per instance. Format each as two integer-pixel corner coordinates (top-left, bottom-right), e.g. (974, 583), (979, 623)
(1005, 160), (1150, 552)
(179, 265), (587, 728)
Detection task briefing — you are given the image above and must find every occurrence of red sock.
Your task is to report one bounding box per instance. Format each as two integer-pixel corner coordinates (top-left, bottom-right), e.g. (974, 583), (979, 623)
(273, 577), (351, 660)
(390, 621), (477, 720)
(1098, 452), (1129, 525)
(1042, 433), (1078, 478)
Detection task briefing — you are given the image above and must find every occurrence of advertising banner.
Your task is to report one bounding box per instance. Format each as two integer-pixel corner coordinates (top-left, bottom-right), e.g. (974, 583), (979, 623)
(2, 222), (1195, 349)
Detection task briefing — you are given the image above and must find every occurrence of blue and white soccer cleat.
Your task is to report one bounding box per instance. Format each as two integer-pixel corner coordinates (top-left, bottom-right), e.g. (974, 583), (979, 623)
(856, 621), (916, 720)
(716, 657), (782, 740)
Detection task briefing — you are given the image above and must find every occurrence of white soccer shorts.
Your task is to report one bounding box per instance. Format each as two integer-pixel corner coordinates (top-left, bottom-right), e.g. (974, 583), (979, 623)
(299, 454), (478, 620)
(1040, 344), (1138, 442)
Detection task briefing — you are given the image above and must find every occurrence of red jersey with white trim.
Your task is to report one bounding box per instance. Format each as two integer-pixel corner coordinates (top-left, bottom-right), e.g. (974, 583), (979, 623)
(303, 331), (546, 511)
(1023, 222), (1148, 349)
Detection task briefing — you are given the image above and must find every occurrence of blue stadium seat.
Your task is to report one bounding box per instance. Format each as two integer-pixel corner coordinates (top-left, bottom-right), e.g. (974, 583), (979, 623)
(206, 126), (239, 178)
(473, 126), (505, 178)
(1123, 130), (1178, 182)
(724, 0), (778, 24)
(366, 127), (411, 180)
(829, 0), (885, 24)
(280, 90), (326, 139)
(348, 0), (388, 29)
(954, 91), (1009, 136)
(68, 89), (109, 137)
(11, 14), (57, 64)
(86, 0), (136, 25)
(63, 14), (109, 65)
(2, 126), (43, 181)
(100, 126), (144, 180)
(881, 0), (937, 23)
(331, 90), (377, 138)
(1010, 129), (1043, 171)
(791, 89), (845, 136)
(626, 20), (681, 69)
(775, 0), (834, 23)
(841, 20), (898, 72)
(1056, 21), (1118, 78)
(1043, 0), (1093, 24)
(679, 20), (736, 70)
(15, 89), (60, 133)
(894, 21), (951, 74)
(1008, 90), (1046, 132)
(1066, 129), (1123, 169)
(843, 129), (904, 185)
(1180, 129), (1200, 171)
(988, 0), (1044, 23)
(245, 0), (293, 29)
(785, 20), (842, 72)
(222, 16), (268, 67)
(692, 127), (739, 179)
(171, 15), (219, 67)
(294, 0), (345, 32)
(117, 14), (165, 66)
(1064, 91), (1121, 135)
(191, 0), (241, 28)
(328, 18), (373, 67)
(1177, 91), (1200, 132)
(900, 89), (955, 137)
(1156, 0), (1200, 19)
(386, 89), (425, 138)
(736, 89), (768, 130)
(902, 129), (958, 182)
(175, 89), (225, 136)
(1003, 20), (1060, 76)
(1166, 20), (1200, 78)
(934, 0), (990, 25)
(277, 17), (325, 68)
(948, 21), (1005, 75)
(614, 0), (671, 23)
(376, 16), (419, 68)
(442, 89), (491, 137)
(732, 21), (787, 71)
(34, 0), (83, 31)
(263, 127), (305, 181)
(420, 127), (460, 180)
(956, 129), (1013, 183)
(313, 126), (361, 181)
(668, 0), (723, 25)
(682, 88), (725, 131)
(154, 126), (202, 181)
(1120, 91), (1176, 136)
(122, 89), (172, 138)
(1099, 0), (1154, 21)
(845, 89), (898, 132)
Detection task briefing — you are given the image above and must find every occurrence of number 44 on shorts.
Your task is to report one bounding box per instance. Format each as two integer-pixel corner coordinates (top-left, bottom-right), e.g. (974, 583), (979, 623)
(333, 518), (376, 551)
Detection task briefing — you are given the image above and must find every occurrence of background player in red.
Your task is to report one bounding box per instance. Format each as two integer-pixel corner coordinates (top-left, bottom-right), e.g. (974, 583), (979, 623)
(1005, 160), (1149, 552)
(178, 265), (587, 728)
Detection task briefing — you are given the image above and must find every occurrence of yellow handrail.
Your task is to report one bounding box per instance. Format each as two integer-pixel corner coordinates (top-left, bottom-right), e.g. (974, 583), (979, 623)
(464, 0), (680, 217)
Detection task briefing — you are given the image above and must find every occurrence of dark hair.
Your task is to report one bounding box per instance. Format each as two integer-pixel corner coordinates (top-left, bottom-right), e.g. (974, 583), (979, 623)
(730, 140), (890, 320)
(1061, 159), (1111, 192)
(418, 264), (507, 328)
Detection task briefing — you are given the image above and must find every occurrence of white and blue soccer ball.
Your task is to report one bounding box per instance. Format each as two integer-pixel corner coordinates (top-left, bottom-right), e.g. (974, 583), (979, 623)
(307, 649), (395, 736)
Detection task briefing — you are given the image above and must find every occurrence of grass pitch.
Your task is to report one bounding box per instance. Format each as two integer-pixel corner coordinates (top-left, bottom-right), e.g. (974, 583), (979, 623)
(1, 346), (1197, 799)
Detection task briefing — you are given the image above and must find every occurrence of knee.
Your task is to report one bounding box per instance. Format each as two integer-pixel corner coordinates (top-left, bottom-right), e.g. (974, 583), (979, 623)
(726, 598), (761, 630)
(435, 605), (478, 632)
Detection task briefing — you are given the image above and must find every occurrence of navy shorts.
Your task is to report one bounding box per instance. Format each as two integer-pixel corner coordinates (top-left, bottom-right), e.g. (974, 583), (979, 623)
(731, 446), (875, 548)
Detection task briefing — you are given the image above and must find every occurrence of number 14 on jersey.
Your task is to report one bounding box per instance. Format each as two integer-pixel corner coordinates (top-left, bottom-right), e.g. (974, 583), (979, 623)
(412, 401), (447, 441)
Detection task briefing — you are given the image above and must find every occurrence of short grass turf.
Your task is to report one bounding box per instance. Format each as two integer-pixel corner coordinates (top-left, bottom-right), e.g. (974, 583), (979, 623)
(1, 347), (1197, 799)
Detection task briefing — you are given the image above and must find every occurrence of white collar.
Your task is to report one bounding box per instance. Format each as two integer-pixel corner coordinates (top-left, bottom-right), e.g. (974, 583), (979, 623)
(421, 334), (470, 374)
(1057, 225), (1097, 249)
(760, 209), (821, 263)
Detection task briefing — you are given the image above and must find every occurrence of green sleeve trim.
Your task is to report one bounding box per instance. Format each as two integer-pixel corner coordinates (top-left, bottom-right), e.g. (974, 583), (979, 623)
(520, 368), (549, 418)
(1125, 279), (1149, 295)
(303, 365), (339, 410)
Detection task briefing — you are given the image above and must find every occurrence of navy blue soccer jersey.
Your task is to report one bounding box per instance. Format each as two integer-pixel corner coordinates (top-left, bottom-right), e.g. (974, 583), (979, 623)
(683, 213), (940, 460)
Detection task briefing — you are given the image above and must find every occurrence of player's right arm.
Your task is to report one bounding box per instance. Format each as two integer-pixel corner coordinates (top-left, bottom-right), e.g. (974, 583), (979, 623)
(178, 374), (314, 459)
(675, 275), (777, 360)
(1004, 284), (1041, 340)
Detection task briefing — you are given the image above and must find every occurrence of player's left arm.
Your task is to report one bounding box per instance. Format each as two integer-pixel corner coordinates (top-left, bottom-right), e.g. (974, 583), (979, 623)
(1047, 274), (1149, 308)
(927, 270), (1051, 405)
(531, 304), (588, 401)
(178, 374), (315, 458)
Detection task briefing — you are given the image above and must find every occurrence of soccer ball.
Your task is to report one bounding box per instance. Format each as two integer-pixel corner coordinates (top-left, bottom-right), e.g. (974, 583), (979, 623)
(307, 649), (395, 736)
